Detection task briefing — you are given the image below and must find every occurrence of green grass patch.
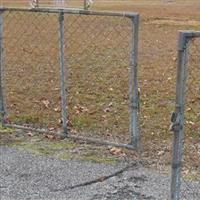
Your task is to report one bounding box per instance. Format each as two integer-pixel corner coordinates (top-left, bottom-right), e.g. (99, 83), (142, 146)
(81, 151), (118, 164)
(0, 125), (15, 134)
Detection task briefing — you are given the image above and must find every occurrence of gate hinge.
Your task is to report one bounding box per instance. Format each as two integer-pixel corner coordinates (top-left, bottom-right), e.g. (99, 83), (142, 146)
(170, 112), (183, 132)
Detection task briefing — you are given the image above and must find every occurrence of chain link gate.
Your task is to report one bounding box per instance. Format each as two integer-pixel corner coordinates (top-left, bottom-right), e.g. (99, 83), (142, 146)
(170, 30), (200, 200)
(0, 7), (140, 149)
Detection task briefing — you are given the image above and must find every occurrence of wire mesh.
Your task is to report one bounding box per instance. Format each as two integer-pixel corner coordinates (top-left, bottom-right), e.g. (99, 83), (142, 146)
(64, 14), (132, 143)
(2, 11), (62, 131)
(180, 37), (200, 200)
(185, 37), (200, 137)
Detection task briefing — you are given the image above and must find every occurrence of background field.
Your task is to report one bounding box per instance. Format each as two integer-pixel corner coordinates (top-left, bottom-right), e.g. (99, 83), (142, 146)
(0, 0), (200, 180)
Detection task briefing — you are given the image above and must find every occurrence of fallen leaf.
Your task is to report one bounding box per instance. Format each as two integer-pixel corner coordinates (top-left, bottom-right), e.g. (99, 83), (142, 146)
(109, 88), (113, 91)
(58, 119), (62, 124)
(27, 132), (34, 137)
(74, 105), (88, 114)
(54, 107), (60, 112)
(101, 115), (106, 120)
(186, 121), (195, 125)
(71, 129), (77, 134)
(104, 108), (111, 113)
(44, 134), (55, 140)
(42, 100), (50, 108)
(110, 147), (125, 156)
(186, 108), (192, 112)
(172, 57), (177, 61)
(49, 127), (55, 131)
(108, 102), (113, 107)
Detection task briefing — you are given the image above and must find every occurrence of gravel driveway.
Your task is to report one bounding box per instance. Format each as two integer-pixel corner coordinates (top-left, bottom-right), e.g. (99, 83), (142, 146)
(0, 146), (199, 200)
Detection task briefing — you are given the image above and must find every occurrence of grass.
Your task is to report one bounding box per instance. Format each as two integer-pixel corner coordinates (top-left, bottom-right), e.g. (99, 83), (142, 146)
(0, 0), (199, 177)
(0, 129), (120, 164)
(81, 151), (119, 164)
(0, 125), (14, 133)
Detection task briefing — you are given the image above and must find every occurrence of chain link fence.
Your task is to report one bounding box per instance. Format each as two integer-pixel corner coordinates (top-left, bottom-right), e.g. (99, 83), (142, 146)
(0, 7), (140, 149)
(0, 6), (199, 200)
(170, 30), (200, 200)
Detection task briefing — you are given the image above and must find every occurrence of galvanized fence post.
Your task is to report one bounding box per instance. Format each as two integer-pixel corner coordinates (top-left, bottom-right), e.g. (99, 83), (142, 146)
(0, 11), (5, 125)
(58, 11), (67, 136)
(170, 31), (189, 200)
(129, 14), (140, 148)
(170, 30), (200, 200)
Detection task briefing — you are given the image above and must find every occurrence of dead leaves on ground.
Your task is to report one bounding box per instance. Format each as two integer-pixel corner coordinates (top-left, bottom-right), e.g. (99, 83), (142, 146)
(42, 99), (50, 108)
(110, 147), (126, 157)
(74, 104), (88, 115)
(44, 133), (56, 140)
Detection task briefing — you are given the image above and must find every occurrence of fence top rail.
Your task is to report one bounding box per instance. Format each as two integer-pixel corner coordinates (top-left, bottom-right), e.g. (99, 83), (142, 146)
(0, 7), (139, 18)
(177, 30), (200, 50)
(179, 30), (200, 38)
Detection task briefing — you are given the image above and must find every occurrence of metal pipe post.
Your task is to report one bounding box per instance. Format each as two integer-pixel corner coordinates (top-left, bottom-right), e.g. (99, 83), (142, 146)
(170, 31), (189, 200)
(58, 11), (67, 135)
(129, 15), (140, 149)
(0, 11), (5, 125)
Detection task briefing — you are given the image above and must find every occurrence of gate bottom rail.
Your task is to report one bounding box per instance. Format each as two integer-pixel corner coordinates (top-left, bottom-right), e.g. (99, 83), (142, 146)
(3, 123), (136, 150)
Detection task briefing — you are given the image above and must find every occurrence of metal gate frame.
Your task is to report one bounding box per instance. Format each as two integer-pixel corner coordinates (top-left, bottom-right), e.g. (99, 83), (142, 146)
(170, 30), (200, 200)
(0, 7), (140, 150)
